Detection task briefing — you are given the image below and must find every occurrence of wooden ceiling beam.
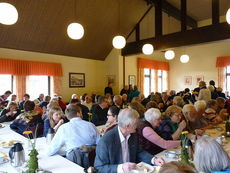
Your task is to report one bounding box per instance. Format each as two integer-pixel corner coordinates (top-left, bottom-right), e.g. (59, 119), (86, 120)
(155, 0), (163, 36)
(212, 0), (220, 25)
(181, 0), (187, 31)
(145, 0), (197, 28)
(121, 22), (230, 56)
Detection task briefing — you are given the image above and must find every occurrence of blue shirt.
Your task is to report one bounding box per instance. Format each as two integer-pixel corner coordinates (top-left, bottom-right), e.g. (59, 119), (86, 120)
(47, 117), (100, 156)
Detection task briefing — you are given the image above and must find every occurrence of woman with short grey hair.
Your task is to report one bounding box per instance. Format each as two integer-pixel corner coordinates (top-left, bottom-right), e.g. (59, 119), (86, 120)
(173, 96), (184, 108)
(137, 108), (181, 155)
(194, 136), (230, 173)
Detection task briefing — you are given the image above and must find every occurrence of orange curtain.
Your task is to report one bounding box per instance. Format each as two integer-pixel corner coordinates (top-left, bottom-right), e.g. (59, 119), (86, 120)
(138, 58), (169, 71)
(15, 75), (26, 101)
(137, 68), (144, 94)
(216, 56), (230, 67)
(0, 58), (63, 76)
(217, 67), (226, 90)
(53, 76), (62, 96)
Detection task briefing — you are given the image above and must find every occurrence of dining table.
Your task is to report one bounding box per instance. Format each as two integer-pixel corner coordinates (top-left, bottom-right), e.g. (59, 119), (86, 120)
(0, 122), (85, 173)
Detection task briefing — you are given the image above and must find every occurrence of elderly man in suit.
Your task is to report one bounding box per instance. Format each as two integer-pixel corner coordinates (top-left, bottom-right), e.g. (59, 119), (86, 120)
(94, 108), (165, 173)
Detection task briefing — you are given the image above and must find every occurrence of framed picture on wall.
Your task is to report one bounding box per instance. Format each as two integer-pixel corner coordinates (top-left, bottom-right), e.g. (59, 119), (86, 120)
(196, 75), (204, 85)
(69, 73), (85, 88)
(129, 75), (136, 86)
(107, 75), (116, 85)
(184, 76), (192, 85)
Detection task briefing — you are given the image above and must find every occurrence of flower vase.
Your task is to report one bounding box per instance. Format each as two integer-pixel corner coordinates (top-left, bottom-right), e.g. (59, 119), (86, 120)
(28, 148), (38, 173)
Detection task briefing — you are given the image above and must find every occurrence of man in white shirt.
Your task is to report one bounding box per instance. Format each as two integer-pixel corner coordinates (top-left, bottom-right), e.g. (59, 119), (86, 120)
(94, 108), (165, 173)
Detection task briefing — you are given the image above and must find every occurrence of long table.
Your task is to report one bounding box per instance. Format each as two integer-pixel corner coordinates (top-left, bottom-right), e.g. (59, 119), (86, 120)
(0, 122), (85, 173)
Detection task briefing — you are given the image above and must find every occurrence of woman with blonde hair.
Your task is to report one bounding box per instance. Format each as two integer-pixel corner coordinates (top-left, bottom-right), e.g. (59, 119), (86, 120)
(43, 106), (65, 136)
(0, 101), (20, 123)
(129, 101), (146, 119)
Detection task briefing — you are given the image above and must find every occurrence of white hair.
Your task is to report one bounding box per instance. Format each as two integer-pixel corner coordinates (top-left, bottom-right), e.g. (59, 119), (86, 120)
(194, 100), (206, 112)
(71, 94), (78, 99)
(144, 108), (161, 123)
(113, 95), (122, 103)
(182, 104), (195, 115)
(173, 96), (184, 107)
(194, 136), (230, 173)
(118, 108), (139, 128)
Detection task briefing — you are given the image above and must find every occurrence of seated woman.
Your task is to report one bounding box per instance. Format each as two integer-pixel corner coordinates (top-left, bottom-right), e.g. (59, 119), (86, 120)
(137, 108), (181, 155)
(194, 136), (230, 173)
(0, 102), (21, 123)
(157, 105), (186, 140)
(10, 101), (43, 136)
(205, 99), (222, 124)
(129, 101), (146, 119)
(43, 106), (65, 137)
(159, 161), (197, 173)
(104, 106), (120, 133)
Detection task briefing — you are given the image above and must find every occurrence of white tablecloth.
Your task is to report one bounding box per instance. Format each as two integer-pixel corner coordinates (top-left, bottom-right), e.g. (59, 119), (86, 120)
(0, 122), (85, 173)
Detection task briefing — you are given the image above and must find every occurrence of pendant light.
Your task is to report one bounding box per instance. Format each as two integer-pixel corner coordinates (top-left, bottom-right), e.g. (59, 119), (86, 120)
(226, 8), (230, 24)
(67, 0), (84, 40)
(165, 50), (175, 60)
(180, 54), (189, 63)
(112, 0), (126, 49)
(142, 11), (153, 55)
(0, 2), (18, 25)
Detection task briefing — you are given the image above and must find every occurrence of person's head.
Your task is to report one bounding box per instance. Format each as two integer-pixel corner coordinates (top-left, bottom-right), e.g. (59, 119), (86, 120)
(199, 81), (206, 89)
(134, 85), (138, 91)
(107, 106), (120, 123)
(209, 80), (215, 86)
(173, 96), (184, 108)
(151, 94), (160, 103)
(11, 94), (17, 101)
(146, 101), (159, 110)
(184, 88), (190, 93)
(208, 85), (214, 93)
(182, 104), (197, 122)
(118, 108), (139, 135)
(131, 97), (140, 103)
(98, 96), (108, 109)
(6, 101), (18, 111)
(108, 82), (112, 88)
(139, 93), (145, 101)
(85, 95), (92, 103)
(24, 101), (35, 112)
(44, 95), (51, 102)
(71, 94), (79, 99)
(95, 95), (101, 104)
(145, 108), (161, 128)
(159, 161), (197, 173)
(122, 94), (127, 101)
(207, 99), (218, 111)
(47, 100), (60, 111)
(194, 100), (206, 115)
(217, 87), (223, 93)
(69, 98), (80, 105)
(162, 92), (168, 101)
(129, 101), (146, 119)
(169, 90), (176, 96)
(65, 104), (82, 120)
(216, 97), (226, 108)
(113, 95), (122, 106)
(124, 85), (128, 90)
(4, 90), (12, 98)
(39, 93), (44, 100)
(81, 93), (87, 102)
(48, 106), (63, 127)
(194, 136), (230, 173)
(165, 105), (182, 124)
(23, 94), (30, 101)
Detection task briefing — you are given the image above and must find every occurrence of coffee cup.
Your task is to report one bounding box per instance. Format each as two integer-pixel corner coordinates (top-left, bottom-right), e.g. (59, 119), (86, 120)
(165, 150), (178, 159)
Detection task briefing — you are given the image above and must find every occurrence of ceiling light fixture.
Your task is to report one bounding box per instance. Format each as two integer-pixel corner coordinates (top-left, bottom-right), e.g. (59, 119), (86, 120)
(165, 50), (175, 60)
(180, 54), (189, 63)
(142, 44), (154, 55)
(112, 0), (126, 49)
(226, 8), (230, 24)
(0, 2), (18, 25)
(67, 0), (84, 40)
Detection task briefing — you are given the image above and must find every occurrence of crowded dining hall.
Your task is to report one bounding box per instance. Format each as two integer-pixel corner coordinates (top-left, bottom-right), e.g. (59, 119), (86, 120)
(1, 0), (230, 173)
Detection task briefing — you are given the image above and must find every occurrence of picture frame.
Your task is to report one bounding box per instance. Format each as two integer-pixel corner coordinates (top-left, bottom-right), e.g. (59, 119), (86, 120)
(196, 75), (204, 85)
(184, 76), (192, 85)
(69, 73), (85, 88)
(129, 75), (136, 86)
(107, 75), (116, 85)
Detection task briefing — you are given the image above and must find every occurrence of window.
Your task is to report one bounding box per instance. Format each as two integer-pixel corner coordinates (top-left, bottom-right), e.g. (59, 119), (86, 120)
(0, 74), (13, 94)
(226, 66), (230, 92)
(27, 75), (51, 100)
(144, 68), (167, 97)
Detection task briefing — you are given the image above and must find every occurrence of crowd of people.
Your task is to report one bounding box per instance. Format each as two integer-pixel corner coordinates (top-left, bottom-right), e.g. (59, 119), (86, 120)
(0, 80), (230, 172)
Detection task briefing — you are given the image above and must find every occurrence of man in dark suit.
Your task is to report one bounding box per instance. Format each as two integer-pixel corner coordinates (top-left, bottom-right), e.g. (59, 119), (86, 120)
(94, 108), (164, 173)
(104, 82), (113, 96)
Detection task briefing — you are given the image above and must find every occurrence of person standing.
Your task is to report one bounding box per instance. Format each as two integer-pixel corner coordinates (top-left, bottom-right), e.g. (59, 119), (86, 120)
(104, 82), (113, 96)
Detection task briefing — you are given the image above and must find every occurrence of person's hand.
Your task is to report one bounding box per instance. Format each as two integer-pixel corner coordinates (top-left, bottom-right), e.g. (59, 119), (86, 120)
(58, 119), (64, 125)
(179, 120), (186, 130)
(122, 162), (137, 173)
(195, 129), (204, 136)
(154, 157), (165, 166)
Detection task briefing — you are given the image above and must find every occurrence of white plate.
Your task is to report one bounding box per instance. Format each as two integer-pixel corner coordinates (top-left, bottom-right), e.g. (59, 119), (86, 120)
(129, 162), (155, 173)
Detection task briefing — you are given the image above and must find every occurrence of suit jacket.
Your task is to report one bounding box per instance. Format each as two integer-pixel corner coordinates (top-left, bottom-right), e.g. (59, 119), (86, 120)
(94, 126), (154, 173)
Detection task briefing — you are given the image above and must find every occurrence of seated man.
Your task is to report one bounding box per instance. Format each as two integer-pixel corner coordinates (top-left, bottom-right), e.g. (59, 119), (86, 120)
(47, 105), (100, 161)
(94, 108), (165, 173)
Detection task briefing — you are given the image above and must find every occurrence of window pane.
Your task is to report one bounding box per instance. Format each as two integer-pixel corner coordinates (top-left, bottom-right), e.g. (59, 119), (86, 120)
(144, 77), (150, 97)
(151, 70), (155, 92)
(0, 75), (12, 94)
(227, 66), (230, 73)
(158, 77), (162, 93)
(162, 71), (167, 92)
(144, 68), (150, 75)
(27, 76), (49, 100)
(158, 70), (162, 77)
(227, 76), (230, 92)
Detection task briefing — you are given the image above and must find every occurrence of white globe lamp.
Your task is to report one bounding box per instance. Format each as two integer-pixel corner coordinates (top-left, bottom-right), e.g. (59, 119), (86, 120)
(67, 23), (84, 40)
(226, 8), (230, 24)
(0, 3), (18, 25)
(180, 54), (190, 63)
(142, 44), (154, 55)
(165, 50), (175, 60)
(112, 35), (126, 49)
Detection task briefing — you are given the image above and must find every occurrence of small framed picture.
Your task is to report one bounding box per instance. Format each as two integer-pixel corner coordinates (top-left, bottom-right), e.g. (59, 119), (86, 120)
(107, 75), (116, 85)
(129, 75), (136, 86)
(196, 75), (204, 85)
(184, 76), (192, 85)
(69, 73), (85, 88)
